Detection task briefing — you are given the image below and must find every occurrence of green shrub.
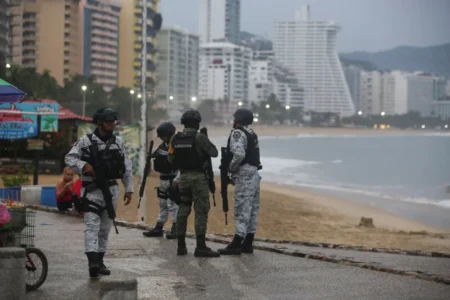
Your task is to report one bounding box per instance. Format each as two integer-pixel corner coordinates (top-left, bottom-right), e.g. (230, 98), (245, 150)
(1, 172), (30, 187)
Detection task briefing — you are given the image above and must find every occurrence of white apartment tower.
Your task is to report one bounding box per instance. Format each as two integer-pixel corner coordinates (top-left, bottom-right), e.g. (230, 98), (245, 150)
(156, 26), (199, 118)
(381, 72), (396, 115)
(274, 5), (354, 116)
(249, 50), (304, 108)
(199, 42), (251, 113)
(360, 71), (383, 115)
(199, 0), (240, 44)
(248, 59), (273, 105)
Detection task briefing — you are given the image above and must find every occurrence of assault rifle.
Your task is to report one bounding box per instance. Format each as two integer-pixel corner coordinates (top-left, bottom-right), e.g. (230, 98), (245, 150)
(200, 127), (216, 207)
(89, 137), (119, 234)
(138, 140), (154, 209)
(219, 147), (232, 225)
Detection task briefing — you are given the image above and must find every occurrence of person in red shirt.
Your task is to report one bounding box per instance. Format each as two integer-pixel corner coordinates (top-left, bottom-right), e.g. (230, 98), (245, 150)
(56, 167), (81, 211)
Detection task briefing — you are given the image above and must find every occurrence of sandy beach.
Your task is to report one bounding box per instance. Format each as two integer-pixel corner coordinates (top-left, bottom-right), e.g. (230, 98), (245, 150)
(4, 174), (449, 254)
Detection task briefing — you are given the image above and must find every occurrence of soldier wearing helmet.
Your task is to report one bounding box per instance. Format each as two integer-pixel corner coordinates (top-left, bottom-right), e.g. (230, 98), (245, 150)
(218, 107), (262, 255)
(65, 107), (133, 277)
(167, 108), (220, 258)
(143, 121), (179, 239)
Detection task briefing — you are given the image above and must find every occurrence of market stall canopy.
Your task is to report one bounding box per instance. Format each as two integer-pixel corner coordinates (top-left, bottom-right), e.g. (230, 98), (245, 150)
(0, 78), (26, 104)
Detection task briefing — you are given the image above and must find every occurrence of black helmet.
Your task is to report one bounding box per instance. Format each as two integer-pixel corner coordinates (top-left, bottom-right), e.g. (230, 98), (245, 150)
(157, 122), (176, 138)
(233, 108), (253, 126)
(92, 107), (120, 124)
(180, 108), (202, 125)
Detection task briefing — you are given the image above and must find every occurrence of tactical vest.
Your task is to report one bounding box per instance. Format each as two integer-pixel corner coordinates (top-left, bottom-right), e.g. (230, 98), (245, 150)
(81, 134), (126, 180)
(171, 131), (204, 172)
(153, 142), (172, 174)
(226, 127), (261, 168)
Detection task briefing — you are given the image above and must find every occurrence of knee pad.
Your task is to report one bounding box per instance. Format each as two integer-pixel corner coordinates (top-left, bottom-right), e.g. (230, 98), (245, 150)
(157, 187), (169, 200)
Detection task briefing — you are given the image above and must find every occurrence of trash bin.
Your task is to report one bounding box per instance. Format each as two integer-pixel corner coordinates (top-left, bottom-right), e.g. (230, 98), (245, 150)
(41, 186), (57, 207)
(21, 186), (42, 206)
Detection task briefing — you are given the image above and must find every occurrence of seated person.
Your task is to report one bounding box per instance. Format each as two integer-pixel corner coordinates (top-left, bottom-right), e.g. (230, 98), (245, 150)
(55, 167), (80, 211)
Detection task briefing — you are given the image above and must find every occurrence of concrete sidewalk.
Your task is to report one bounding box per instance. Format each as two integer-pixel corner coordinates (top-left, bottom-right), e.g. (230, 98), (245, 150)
(26, 211), (450, 300)
(253, 241), (450, 279)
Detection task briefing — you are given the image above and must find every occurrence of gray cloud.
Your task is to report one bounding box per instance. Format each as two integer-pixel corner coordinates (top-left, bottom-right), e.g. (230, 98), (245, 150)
(159, 0), (450, 52)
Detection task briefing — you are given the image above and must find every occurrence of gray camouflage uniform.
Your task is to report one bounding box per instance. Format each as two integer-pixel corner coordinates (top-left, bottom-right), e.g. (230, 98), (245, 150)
(153, 143), (179, 224)
(65, 133), (134, 253)
(229, 126), (261, 238)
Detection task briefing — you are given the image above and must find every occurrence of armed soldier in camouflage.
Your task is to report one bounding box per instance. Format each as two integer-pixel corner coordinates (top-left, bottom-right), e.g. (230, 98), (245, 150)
(218, 108), (262, 255)
(65, 108), (134, 277)
(168, 108), (220, 257)
(143, 122), (179, 239)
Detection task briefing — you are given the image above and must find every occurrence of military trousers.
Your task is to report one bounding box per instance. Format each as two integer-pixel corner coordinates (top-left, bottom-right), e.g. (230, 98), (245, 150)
(157, 179), (179, 224)
(233, 169), (261, 238)
(177, 171), (210, 237)
(82, 185), (119, 253)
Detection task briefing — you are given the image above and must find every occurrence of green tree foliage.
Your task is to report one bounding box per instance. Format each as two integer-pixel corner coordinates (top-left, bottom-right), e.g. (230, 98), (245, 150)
(4, 66), (61, 100)
(109, 86), (134, 123)
(197, 99), (216, 124)
(1, 64), (166, 120)
(341, 111), (447, 129)
(252, 94), (304, 124)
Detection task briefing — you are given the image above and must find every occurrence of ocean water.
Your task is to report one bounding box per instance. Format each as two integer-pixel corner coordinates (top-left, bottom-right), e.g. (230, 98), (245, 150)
(210, 133), (450, 229)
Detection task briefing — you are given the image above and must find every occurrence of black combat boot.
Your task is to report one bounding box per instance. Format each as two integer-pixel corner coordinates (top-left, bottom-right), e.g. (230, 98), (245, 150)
(98, 252), (111, 275)
(166, 223), (177, 240)
(194, 235), (220, 257)
(242, 233), (255, 254)
(142, 222), (164, 237)
(85, 252), (100, 278)
(218, 234), (244, 255)
(177, 235), (188, 255)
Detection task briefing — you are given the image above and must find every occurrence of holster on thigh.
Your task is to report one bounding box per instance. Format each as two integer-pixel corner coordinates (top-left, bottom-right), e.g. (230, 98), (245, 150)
(83, 199), (103, 217)
(156, 187), (169, 200)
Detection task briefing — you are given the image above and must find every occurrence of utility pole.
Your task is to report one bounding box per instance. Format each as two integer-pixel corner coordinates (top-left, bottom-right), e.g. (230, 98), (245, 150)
(137, 1), (148, 223)
(137, 1), (163, 223)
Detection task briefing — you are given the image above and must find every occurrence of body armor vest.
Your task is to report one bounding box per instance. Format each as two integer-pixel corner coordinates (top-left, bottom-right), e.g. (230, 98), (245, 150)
(81, 134), (126, 180)
(226, 127), (261, 168)
(171, 131), (204, 171)
(153, 142), (172, 174)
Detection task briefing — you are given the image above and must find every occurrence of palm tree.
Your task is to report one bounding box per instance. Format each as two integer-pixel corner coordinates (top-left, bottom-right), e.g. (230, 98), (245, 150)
(41, 115), (58, 132)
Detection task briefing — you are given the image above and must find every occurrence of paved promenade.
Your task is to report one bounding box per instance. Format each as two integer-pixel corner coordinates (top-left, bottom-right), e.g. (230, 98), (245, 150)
(25, 211), (450, 300)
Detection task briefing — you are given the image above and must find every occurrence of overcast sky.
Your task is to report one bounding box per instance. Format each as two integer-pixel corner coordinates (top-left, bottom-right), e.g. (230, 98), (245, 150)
(159, 0), (450, 52)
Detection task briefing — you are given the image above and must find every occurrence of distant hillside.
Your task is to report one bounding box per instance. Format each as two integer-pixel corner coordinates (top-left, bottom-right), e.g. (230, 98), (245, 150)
(339, 57), (377, 71)
(238, 31), (273, 51)
(340, 43), (450, 77)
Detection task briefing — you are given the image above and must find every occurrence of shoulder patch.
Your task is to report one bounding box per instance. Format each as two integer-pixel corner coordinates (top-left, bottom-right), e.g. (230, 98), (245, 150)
(232, 130), (241, 140)
(168, 143), (174, 154)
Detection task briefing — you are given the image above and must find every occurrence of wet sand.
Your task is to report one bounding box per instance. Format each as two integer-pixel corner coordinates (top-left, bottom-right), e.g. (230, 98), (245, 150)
(10, 174), (449, 254)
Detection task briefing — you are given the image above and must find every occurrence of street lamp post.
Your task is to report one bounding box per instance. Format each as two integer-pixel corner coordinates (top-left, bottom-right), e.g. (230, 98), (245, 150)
(265, 104), (270, 109)
(130, 89), (135, 123)
(81, 85), (87, 117)
(238, 101), (243, 107)
(191, 96), (197, 102)
(6, 63), (10, 69)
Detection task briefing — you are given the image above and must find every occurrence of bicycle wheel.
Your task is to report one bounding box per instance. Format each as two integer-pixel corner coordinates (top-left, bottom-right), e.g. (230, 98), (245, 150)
(25, 247), (48, 291)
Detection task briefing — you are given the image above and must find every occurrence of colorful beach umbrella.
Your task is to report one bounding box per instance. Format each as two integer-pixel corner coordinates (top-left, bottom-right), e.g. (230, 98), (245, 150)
(0, 78), (26, 103)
